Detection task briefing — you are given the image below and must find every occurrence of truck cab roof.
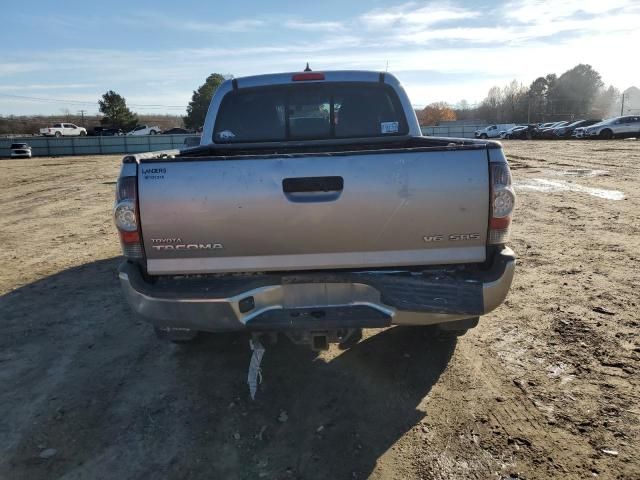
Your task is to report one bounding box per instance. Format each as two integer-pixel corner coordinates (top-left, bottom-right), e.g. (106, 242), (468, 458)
(201, 70), (422, 146)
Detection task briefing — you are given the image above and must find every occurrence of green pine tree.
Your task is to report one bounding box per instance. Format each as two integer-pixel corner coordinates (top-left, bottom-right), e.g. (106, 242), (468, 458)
(184, 73), (227, 130)
(98, 91), (138, 130)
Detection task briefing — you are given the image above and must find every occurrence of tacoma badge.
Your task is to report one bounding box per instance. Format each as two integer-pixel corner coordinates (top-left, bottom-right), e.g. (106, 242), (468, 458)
(151, 243), (223, 251)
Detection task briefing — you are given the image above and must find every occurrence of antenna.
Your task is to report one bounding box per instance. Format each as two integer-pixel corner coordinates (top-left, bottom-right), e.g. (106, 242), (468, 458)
(304, 62), (312, 72)
(385, 60), (389, 72)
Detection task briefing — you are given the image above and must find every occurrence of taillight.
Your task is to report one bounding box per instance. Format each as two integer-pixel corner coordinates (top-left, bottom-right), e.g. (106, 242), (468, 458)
(114, 176), (144, 258)
(488, 162), (515, 245)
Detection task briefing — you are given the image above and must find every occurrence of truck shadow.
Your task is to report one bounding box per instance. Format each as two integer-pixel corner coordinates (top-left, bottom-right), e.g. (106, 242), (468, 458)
(1, 258), (456, 480)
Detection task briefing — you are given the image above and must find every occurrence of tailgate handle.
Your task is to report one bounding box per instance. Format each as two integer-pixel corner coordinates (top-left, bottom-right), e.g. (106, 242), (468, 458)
(283, 176), (343, 193)
(282, 176), (343, 203)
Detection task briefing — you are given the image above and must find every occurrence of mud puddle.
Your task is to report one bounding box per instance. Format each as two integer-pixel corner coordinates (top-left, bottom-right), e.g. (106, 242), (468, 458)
(514, 178), (624, 200)
(553, 168), (609, 177)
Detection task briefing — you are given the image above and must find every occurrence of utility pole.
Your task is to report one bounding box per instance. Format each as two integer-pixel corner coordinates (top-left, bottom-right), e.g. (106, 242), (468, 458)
(78, 109), (87, 126)
(620, 94), (625, 116)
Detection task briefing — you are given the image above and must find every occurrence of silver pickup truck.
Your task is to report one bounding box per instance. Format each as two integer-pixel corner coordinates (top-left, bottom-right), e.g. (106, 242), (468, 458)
(115, 70), (515, 349)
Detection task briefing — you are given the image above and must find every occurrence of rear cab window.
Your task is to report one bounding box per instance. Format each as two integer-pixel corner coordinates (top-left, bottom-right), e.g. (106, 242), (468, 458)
(213, 82), (408, 143)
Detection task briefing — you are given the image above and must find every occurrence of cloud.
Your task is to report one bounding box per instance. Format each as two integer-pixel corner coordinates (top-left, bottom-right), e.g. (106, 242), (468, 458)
(504, 0), (636, 23)
(0, 63), (44, 76)
(284, 20), (345, 32)
(360, 1), (479, 29)
(363, 0), (640, 46)
(120, 13), (266, 33)
(208, 19), (266, 32)
(124, 14), (345, 34)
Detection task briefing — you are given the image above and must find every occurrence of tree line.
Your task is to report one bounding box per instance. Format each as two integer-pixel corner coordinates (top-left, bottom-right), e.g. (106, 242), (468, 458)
(416, 64), (628, 126)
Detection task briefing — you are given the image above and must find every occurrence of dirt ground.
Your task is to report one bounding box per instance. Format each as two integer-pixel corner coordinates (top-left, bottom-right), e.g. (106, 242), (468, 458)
(1, 140), (638, 480)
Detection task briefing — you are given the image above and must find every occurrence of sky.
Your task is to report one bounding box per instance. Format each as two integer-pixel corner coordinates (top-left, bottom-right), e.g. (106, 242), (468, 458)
(1, 0), (639, 116)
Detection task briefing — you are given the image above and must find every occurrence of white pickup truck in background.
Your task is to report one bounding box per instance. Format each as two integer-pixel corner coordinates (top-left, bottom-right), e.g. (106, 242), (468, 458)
(474, 124), (516, 139)
(39, 123), (87, 137)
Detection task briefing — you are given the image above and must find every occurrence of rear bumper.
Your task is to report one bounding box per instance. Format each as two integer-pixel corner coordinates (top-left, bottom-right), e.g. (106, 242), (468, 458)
(119, 247), (515, 332)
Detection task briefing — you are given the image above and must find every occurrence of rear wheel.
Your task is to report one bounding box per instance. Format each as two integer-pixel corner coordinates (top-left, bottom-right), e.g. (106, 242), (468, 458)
(54, 131), (62, 138)
(150, 130), (158, 135)
(154, 326), (199, 343)
(599, 129), (613, 140)
(480, 133), (488, 139)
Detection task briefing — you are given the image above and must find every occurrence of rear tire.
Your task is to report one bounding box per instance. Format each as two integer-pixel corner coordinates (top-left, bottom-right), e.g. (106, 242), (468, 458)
(480, 133), (488, 139)
(150, 130), (158, 135)
(54, 131), (62, 138)
(154, 326), (199, 343)
(599, 129), (613, 140)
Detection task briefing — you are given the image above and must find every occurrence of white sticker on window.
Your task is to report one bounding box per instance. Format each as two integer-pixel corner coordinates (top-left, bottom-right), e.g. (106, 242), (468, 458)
(381, 121), (399, 134)
(217, 130), (236, 140)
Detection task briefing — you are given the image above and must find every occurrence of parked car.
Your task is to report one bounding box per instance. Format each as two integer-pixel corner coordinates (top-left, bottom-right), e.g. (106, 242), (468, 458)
(40, 123), (87, 137)
(583, 115), (640, 139)
(115, 69), (516, 350)
(127, 125), (161, 136)
(10, 142), (32, 158)
(573, 127), (588, 139)
(539, 121), (569, 138)
(528, 122), (553, 139)
(93, 127), (124, 136)
(501, 125), (527, 139)
(162, 128), (192, 135)
(553, 119), (601, 138)
(519, 125), (540, 140)
(474, 124), (516, 139)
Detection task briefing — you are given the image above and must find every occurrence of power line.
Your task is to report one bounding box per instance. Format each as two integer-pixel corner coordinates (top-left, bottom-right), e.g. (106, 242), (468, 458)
(0, 92), (186, 109)
(0, 93), (95, 106)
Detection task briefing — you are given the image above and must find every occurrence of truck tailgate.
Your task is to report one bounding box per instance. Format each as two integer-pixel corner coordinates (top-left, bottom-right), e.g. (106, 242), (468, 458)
(138, 149), (489, 274)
